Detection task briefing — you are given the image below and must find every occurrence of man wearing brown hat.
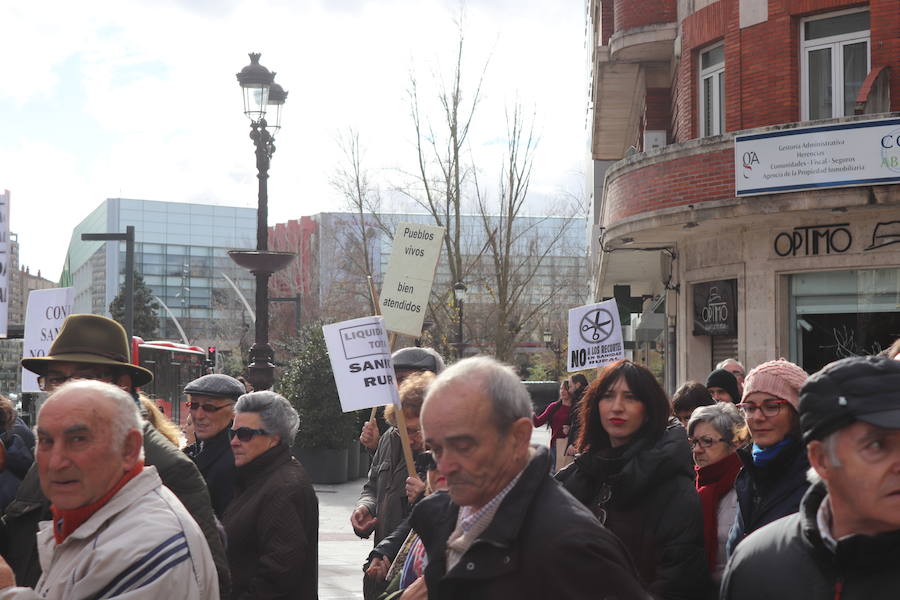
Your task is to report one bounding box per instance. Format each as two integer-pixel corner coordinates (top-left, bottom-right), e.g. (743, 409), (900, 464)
(2, 314), (231, 598)
(721, 355), (900, 599)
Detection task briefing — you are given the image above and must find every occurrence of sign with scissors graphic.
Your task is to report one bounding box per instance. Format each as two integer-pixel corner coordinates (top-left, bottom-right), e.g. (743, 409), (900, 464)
(567, 299), (624, 371)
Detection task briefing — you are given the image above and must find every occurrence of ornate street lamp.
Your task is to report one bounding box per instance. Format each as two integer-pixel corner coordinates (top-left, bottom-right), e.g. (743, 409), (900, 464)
(229, 53), (295, 391)
(453, 281), (467, 360)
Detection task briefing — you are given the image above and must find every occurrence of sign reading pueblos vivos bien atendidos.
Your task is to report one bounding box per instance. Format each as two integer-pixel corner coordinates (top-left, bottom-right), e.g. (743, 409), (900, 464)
(380, 222), (445, 337)
(735, 117), (900, 196)
(323, 316), (400, 412)
(567, 299), (625, 372)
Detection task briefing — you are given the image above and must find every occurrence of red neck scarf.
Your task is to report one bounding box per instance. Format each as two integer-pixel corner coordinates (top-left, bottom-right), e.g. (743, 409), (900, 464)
(695, 452), (742, 569)
(50, 461), (144, 545)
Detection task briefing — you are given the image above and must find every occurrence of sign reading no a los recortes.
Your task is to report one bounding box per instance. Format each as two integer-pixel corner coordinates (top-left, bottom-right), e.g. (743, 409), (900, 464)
(381, 222), (445, 337)
(735, 117), (900, 196)
(323, 316), (400, 412)
(692, 280), (737, 337)
(567, 299), (625, 371)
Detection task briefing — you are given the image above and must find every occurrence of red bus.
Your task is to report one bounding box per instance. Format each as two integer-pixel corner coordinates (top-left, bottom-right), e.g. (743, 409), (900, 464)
(132, 337), (206, 426)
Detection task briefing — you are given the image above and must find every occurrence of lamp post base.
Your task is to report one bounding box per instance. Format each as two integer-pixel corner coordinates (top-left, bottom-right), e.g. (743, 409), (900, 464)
(247, 342), (276, 391)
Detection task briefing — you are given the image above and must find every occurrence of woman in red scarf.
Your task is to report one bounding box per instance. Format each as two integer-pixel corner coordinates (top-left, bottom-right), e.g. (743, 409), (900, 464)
(687, 402), (749, 583)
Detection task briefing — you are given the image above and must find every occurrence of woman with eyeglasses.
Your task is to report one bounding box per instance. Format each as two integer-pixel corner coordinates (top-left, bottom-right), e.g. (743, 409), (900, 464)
(222, 391), (319, 599)
(687, 402), (749, 583)
(556, 360), (711, 600)
(726, 359), (809, 557)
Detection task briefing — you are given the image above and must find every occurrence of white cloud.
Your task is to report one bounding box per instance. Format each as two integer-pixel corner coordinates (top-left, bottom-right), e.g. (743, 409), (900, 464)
(1, 0), (585, 279)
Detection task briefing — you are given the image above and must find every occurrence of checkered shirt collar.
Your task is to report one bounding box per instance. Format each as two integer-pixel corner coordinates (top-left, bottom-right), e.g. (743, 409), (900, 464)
(456, 469), (524, 534)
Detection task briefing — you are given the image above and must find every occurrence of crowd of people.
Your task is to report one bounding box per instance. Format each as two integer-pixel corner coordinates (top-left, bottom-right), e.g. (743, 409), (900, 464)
(0, 310), (897, 599)
(354, 343), (900, 599)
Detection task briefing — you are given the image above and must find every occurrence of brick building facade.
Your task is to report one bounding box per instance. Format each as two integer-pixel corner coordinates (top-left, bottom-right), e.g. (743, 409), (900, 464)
(587, 0), (900, 390)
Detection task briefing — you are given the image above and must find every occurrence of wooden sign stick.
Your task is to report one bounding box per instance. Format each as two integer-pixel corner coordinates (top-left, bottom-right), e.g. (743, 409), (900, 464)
(366, 276), (416, 478)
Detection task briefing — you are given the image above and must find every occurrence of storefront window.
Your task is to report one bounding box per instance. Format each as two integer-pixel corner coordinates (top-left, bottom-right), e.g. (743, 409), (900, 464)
(789, 268), (900, 373)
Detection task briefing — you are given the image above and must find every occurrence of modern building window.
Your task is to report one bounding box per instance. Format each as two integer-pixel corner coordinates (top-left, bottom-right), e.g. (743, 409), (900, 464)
(699, 44), (724, 137)
(801, 9), (869, 121)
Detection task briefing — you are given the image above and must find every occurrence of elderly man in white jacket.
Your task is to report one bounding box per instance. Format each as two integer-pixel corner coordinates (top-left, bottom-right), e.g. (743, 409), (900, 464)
(0, 380), (218, 599)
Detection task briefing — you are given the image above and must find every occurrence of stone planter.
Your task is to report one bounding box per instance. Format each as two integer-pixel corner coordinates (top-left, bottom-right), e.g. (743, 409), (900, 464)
(359, 447), (372, 479)
(347, 439), (360, 480)
(293, 446), (349, 484)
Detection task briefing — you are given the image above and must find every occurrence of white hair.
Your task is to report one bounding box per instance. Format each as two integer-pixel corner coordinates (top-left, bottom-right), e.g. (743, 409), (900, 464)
(687, 402), (747, 445)
(235, 391), (299, 444)
(807, 430), (842, 484)
(425, 356), (532, 434)
(42, 380), (143, 451)
(716, 358), (745, 373)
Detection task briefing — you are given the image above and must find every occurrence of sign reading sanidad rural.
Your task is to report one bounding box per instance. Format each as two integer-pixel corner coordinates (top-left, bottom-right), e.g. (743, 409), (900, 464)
(380, 222), (445, 337)
(323, 316), (400, 412)
(22, 287), (75, 392)
(735, 117), (900, 196)
(567, 299), (625, 372)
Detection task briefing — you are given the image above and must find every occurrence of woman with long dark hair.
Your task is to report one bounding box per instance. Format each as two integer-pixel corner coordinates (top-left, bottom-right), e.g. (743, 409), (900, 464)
(556, 360), (710, 600)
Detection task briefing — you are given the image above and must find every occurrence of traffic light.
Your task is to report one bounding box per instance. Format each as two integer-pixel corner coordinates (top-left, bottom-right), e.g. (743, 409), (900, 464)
(206, 346), (216, 371)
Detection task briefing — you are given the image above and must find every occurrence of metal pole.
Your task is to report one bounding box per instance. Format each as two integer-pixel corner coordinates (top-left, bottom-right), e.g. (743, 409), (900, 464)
(246, 120), (275, 391)
(124, 226), (135, 343)
(254, 121), (270, 253)
(457, 298), (465, 359)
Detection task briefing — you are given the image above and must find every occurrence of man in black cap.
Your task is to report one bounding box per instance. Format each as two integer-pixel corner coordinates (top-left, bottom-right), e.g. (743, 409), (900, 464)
(3, 314), (231, 598)
(183, 374), (246, 518)
(721, 355), (900, 599)
(706, 368), (741, 404)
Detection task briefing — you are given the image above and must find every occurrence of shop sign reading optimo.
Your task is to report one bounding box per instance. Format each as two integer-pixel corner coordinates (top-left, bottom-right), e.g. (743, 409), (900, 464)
(735, 117), (900, 196)
(692, 280), (737, 337)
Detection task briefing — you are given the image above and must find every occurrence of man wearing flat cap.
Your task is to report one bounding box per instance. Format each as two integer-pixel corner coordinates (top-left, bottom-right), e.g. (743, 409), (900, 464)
(2, 314), (230, 599)
(721, 355), (900, 599)
(184, 374), (245, 517)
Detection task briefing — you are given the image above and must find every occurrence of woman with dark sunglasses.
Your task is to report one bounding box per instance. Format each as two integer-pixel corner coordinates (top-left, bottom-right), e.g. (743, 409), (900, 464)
(555, 360), (711, 600)
(687, 402), (749, 583)
(222, 391), (319, 600)
(726, 359), (809, 557)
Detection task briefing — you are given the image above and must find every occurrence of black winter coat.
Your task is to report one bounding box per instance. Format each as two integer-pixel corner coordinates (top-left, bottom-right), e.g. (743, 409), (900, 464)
(725, 438), (810, 556)
(223, 443), (319, 600)
(556, 423), (711, 600)
(186, 426), (237, 518)
(721, 481), (900, 599)
(0, 422), (232, 598)
(411, 446), (648, 600)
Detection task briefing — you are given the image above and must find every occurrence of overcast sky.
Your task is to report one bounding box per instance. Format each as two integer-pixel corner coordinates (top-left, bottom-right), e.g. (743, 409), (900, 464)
(1, 0), (587, 280)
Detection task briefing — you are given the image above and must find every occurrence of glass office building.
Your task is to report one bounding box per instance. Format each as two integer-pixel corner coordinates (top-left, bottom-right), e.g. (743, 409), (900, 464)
(61, 198), (257, 346)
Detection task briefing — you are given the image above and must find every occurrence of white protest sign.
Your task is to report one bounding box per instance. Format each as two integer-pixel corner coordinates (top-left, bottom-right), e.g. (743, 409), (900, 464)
(567, 299), (625, 372)
(380, 222), (445, 337)
(21, 287), (75, 392)
(323, 315), (400, 412)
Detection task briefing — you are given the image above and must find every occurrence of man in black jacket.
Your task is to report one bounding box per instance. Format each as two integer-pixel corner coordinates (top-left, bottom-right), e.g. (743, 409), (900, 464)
(183, 373), (245, 517)
(408, 356), (646, 600)
(721, 355), (900, 599)
(2, 314), (230, 598)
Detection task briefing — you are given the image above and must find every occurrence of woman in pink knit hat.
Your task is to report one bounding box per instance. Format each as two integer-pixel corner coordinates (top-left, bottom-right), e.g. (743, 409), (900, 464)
(725, 358), (809, 557)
